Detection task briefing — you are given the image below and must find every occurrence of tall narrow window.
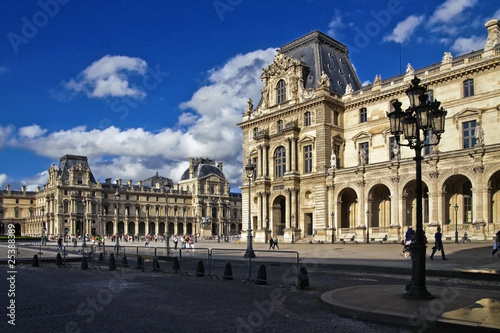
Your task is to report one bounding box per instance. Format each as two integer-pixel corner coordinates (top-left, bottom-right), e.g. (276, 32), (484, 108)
(253, 127), (258, 138)
(463, 120), (476, 148)
(333, 144), (340, 168)
(359, 142), (369, 164)
(304, 145), (312, 173)
(277, 79), (286, 104)
(304, 111), (311, 126)
(463, 79), (474, 98)
(275, 146), (286, 178)
(333, 111), (339, 126)
(359, 107), (367, 123)
(423, 130), (432, 155)
(277, 120), (283, 132)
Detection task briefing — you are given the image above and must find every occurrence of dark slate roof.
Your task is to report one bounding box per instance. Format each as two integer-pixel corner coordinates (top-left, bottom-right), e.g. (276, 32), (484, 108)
(180, 159), (226, 181)
(142, 172), (173, 188)
(58, 155), (96, 183)
(280, 30), (362, 95)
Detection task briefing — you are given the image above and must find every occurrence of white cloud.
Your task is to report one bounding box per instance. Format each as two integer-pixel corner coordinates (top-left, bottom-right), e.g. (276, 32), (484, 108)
(0, 125), (15, 148)
(451, 35), (486, 53)
(18, 124), (47, 139)
(428, 0), (477, 26)
(21, 171), (48, 191)
(384, 15), (424, 43)
(327, 9), (344, 39)
(8, 48), (277, 190)
(64, 55), (148, 99)
(0, 174), (7, 188)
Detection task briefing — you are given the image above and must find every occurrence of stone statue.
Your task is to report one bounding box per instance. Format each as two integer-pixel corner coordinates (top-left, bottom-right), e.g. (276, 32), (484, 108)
(330, 151), (336, 169)
(245, 98), (253, 113)
(318, 70), (330, 87)
(406, 63), (414, 75)
(441, 52), (453, 64)
(359, 149), (367, 165)
(393, 145), (399, 160)
(373, 74), (382, 84)
(345, 83), (353, 95)
(475, 121), (484, 145)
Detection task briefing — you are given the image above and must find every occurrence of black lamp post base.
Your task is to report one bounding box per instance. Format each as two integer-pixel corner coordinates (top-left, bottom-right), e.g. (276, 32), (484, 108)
(244, 250), (256, 258)
(404, 284), (434, 299)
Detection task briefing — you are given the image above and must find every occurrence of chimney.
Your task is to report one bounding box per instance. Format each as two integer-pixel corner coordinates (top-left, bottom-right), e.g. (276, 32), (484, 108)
(22, 185), (26, 192)
(189, 158), (195, 179)
(6, 185), (10, 192)
(484, 19), (500, 54)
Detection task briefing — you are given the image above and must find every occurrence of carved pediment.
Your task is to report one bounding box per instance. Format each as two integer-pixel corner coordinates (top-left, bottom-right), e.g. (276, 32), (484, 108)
(261, 51), (302, 79)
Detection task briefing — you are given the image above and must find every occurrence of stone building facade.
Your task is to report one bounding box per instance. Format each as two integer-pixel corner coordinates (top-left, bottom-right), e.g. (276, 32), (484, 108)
(239, 19), (500, 244)
(0, 155), (242, 239)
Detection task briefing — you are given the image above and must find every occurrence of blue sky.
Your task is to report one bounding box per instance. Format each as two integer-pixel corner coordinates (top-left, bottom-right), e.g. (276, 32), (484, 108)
(0, 0), (498, 192)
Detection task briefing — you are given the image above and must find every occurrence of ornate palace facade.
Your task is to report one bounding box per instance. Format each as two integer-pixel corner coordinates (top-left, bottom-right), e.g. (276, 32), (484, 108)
(239, 19), (500, 243)
(0, 155), (242, 238)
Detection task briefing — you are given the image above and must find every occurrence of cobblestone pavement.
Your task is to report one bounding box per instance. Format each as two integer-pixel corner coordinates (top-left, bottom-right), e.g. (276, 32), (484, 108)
(1, 261), (416, 333)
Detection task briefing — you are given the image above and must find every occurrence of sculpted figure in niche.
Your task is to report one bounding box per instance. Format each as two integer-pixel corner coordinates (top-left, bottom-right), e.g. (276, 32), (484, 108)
(359, 149), (367, 165)
(330, 151), (336, 169)
(406, 63), (414, 75)
(475, 121), (484, 145)
(245, 98), (253, 114)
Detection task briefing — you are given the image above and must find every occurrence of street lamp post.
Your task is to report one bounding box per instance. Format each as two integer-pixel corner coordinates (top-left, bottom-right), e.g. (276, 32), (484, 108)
(82, 197), (87, 254)
(244, 159), (255, 258)
(366, 210), (370, 244)
(114, 190), (121, 257)
(41, 207), (46, 245)
(291, 215), (295, 244)
(165, 187), (171, 255)
(387, 76), (447, 299)
(454, 203), (459, 243)
(331, 212), (335, 244)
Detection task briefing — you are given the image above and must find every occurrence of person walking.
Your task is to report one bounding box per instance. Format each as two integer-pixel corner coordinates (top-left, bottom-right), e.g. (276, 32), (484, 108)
(273, 237), (279, 250)
(57, 236), (63, 252)
(268, 236), (274, 250)
(430, 226), (447, 260)
(491, 230), (500, 257)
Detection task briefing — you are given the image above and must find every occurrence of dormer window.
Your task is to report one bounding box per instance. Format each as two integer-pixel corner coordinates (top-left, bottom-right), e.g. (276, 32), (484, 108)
(77, 174), (83, 185)
(277, 79), (286, 104)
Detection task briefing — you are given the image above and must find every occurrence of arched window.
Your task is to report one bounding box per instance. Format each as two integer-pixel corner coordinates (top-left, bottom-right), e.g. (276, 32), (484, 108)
(277, 79), (286, 104)
(275, 146), (286, 178)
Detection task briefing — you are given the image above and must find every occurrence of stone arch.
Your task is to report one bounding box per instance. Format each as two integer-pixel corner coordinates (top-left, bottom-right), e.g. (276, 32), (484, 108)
(271, 195), (286, 235)
(488, 169), (500, 225)
(402, 180), (430, 227)
(337, 187), (358, 229)
(442, 174), (474, 226)
(367, 184), (391, 228)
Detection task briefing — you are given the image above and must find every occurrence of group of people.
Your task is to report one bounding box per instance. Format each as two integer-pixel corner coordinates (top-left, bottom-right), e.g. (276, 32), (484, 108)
(172, 234), (196, 250)
(268, 236), (280, 250)
(402, 226), (500, 261)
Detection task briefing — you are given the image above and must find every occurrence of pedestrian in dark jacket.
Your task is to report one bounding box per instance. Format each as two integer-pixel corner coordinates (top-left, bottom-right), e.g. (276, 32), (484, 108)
(269, 236), (274, 250)
(430, 227), (447, 260)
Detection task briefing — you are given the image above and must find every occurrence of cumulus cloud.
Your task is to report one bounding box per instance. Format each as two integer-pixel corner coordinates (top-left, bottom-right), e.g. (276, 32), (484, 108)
(428, 0), (477, 26)
(451, 35), (486, 53)
(18, 124), (47, 139)
(64, 55), (148, 99)
(0, 125), (15, 148)
(7, 48), (277, 190)
(0, 174), (7, 188)
(384, 15), (424, 43)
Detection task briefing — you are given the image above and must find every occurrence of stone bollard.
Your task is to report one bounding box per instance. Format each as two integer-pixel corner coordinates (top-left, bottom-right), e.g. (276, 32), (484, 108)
(223, 262), (233, 280)
(109, 253), (117, 271)
(297, 266), (309, 289)
(32, 254), (40, 267)
(153, 258), (160, 270)
(122, 254), (128, 268)
(55, 253), (62, 268)
(255, 264), (267, 285)
(172, 256), (180, 273)
(81, 256), (89, 270)
(98, 252), (104, 263)
(196, 260), (205, 277)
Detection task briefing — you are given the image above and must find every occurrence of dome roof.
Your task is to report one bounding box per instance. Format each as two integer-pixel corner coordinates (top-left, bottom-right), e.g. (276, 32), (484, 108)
(180, 159), (226, 181)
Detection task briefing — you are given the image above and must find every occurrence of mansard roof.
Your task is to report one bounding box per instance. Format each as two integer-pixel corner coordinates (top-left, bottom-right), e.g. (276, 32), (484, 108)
(280, 30), (362, 95)
(180, 158), (226, 181)
(58, 154), (96, 183)
(141, 172), (173, 188)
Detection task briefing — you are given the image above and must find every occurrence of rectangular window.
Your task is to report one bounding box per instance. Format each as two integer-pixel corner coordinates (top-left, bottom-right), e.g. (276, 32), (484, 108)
(333, 111), (339, 126)
(359, 107), (367, 123)
(359, 142), (369, 164)
(423, 130), (431, 155)
(333, 144), (340, 168)
(304, 145), (312, 173)
(304, 112), (311, 126)
(464, 196), (472, 223)
(463, 79), (474, 98)
(463, 120), (476, 148)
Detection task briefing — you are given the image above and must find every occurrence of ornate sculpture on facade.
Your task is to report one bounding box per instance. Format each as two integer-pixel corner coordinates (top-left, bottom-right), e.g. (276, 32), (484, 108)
(393, 145), (399, 160)
(245, 98), (253, 114)
(373, 74), (382, 85)
(405, 63), (414, 75)
(318, 70), (330, 87)
(330, 151), (336, 169)
(441, 52), (453, 64)
(345, 83), (353, 95)
(475, 121), (485, 146)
